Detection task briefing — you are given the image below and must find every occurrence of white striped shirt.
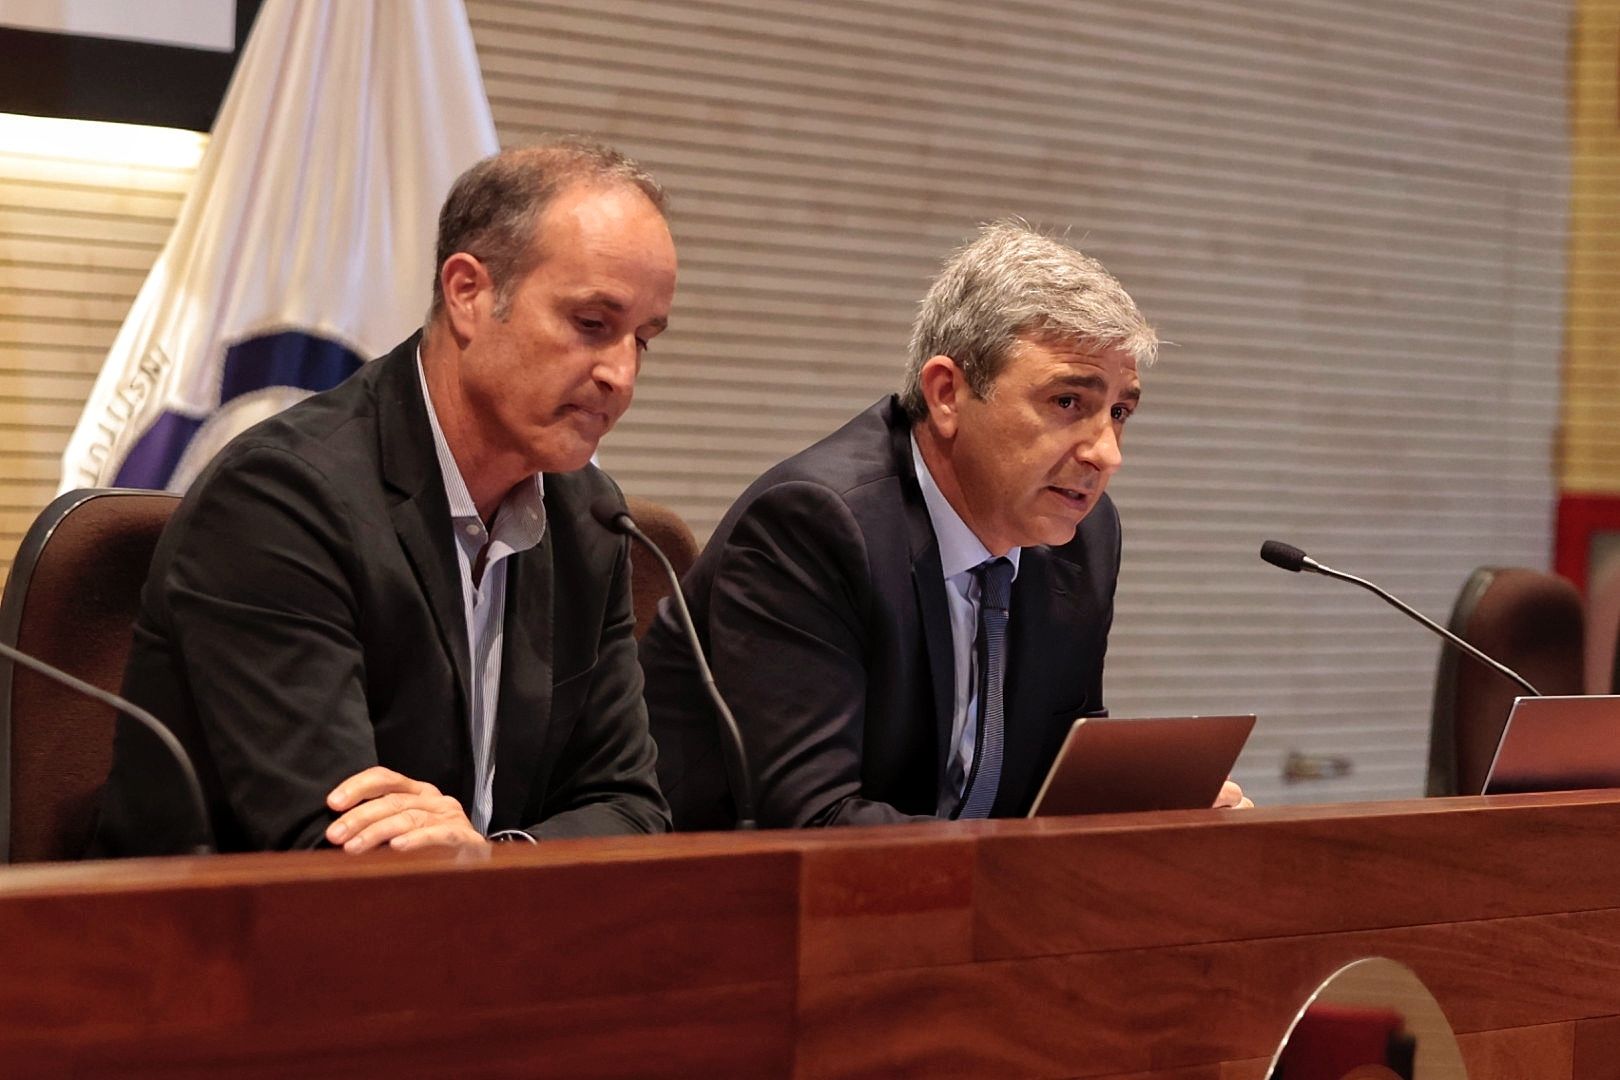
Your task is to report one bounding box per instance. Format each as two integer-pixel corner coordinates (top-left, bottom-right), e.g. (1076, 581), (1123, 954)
(415, 351), (546, 834)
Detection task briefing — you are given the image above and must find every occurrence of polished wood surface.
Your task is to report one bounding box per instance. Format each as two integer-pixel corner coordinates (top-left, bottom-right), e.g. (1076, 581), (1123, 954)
(4, 792), (1620, 1078)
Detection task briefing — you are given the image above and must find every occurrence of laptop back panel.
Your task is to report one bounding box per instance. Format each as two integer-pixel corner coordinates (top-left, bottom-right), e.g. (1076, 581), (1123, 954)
(1028, 714), (1256, 817)
(1482, 695), (1620, 795)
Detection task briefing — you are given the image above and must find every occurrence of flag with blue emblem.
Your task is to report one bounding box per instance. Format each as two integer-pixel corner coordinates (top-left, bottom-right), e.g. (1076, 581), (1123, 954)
(60, 0), (499, 493)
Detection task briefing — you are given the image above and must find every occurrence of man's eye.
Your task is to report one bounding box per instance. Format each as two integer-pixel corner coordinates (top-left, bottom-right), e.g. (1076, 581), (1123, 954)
(1055, 395), (1077, 410)
(635, 337), (650, 353)
(1111, 404), (1133, 423)
(577, 317), (607, 333)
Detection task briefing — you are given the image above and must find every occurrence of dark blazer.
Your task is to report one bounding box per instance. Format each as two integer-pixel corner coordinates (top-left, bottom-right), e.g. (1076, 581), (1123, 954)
(640, 396), (1119, 830)
(90, 335), (669, 856)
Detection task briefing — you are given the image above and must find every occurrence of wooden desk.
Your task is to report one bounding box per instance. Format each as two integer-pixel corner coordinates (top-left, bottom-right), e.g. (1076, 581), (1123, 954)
(3, 792), (1619, 1078)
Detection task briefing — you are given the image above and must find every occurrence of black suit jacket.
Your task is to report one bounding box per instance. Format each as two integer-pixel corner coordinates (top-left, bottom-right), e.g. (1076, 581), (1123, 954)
(640, 396), (1119, 830)
(91, 335), (669, 856)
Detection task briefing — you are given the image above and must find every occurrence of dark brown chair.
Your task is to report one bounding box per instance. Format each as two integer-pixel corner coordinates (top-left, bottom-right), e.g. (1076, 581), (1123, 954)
(624, 495), (700, 640)
(1588, 561), (1620, 694)
(0, 489), (180, 862)
(1426, 566), (1585, 797)
(1613, 629), (1620, 702)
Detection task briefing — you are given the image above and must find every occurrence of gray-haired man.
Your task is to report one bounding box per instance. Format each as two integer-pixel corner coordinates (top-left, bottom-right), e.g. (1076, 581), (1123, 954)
(641, 220), (1245, 829)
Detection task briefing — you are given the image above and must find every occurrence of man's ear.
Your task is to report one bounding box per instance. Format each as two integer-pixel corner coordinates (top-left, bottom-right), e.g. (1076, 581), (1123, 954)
(439, 253), (494, 344)
(918, 355), (967, 439)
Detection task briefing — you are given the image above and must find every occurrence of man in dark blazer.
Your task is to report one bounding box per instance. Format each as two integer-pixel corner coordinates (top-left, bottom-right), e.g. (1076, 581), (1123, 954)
(91, 140), (676, 855)
(641, 221), (1247, 829)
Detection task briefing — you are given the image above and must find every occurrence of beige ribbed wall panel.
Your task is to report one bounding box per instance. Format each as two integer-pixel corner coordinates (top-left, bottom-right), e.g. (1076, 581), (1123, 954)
(468, 0), (1569, 805)
(0, 153), (193, 578)
(0, 2), (1568, 808)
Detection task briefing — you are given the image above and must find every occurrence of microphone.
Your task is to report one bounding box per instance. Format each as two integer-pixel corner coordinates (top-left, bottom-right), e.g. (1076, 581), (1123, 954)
(1259, 540), (1541, 698)
(0, 639), (213, 855)
(590, 497), (757, 830)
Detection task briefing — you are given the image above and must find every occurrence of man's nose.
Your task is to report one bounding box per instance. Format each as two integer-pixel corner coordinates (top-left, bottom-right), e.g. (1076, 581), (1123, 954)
(1080, 417), (1123, 474)
(595, 336), (639, 396)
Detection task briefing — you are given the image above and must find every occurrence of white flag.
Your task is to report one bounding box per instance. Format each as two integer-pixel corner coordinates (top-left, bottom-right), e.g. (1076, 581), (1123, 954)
(60, 0), (499, 492)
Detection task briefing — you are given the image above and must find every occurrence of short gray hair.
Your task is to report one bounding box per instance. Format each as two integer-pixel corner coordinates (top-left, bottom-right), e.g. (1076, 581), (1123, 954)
(900, 219), (1157, 421)
(430, 136), (667, 320)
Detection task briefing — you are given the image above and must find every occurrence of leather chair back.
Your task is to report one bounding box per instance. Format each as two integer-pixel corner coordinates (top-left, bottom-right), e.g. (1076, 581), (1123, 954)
(1614, 625), (1620, 702)
(624, 496), (699, 640)
(1587, 561), (1620, 694)
(0, 489), (179, 862)
(1426, 566), (1584, 797)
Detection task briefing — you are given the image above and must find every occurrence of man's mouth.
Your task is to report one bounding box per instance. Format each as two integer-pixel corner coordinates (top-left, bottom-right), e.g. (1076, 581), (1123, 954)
(1048, 485), (1093, 510)
(564, 404), (612, 429)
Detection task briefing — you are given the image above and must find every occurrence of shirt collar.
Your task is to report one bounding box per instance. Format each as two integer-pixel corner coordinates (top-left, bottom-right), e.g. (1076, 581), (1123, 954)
(910, 433), (1020, 581)
(416, 346), (546, 550)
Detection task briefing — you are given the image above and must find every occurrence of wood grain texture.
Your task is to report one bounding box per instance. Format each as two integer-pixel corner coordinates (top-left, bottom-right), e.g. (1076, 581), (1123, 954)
(1219, 1061), (1271, 1080)
(799, 830), (975, 976)
(797, 910), (1620, 1078)
(1574, 1014), (1620, 1080)
(13, 983), (794, 1079)
(974, 795), (1620, 959)
(1458, 1024), (1574, 1080)
(0, 795), (1617, 1077)
(1065, 1064), (1271, 1080)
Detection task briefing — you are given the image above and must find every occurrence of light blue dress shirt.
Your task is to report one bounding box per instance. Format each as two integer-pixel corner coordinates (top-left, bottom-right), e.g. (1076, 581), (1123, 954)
(415, 352), (546, 835)
(909, 435), (1021, 816)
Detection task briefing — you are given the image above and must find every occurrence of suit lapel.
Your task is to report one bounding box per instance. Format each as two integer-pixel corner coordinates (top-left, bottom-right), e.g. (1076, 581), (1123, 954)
(378, 337), (474, 725)
(491, 534), (554, 825)
(887, 403), (957, 799)
(912, 540), (955, 800)
(994, 551), (1087, 815)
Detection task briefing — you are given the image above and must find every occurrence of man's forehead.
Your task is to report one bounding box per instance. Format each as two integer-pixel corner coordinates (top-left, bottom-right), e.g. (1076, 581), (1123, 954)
(1014, 337), (1140, 381)
(536, 178), (669, 236)
(524, 183), (678, 323)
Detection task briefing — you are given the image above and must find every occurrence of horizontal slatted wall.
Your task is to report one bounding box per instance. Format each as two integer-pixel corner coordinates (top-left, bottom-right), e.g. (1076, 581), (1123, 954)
(469, 0), (1569, 804)
(0, 150), (195, 576)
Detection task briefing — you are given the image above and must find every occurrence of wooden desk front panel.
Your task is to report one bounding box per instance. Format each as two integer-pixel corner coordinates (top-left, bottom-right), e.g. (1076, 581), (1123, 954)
(2, 793), (1617, 1078)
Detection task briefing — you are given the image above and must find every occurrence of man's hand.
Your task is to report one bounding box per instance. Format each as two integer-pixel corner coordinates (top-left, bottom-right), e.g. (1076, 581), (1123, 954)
(324, 766), (489, 853)
(1214, 779), (1254, 810)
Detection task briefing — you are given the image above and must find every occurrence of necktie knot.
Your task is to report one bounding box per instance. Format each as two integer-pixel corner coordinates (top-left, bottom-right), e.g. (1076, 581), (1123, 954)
(975, 556), (1015, 611)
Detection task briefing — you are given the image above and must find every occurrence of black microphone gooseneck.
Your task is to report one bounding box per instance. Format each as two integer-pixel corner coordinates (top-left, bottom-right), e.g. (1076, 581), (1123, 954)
(1258, 540), (1541, 698)
(590, 498), (757, 830)
(0, 639), (213, 855)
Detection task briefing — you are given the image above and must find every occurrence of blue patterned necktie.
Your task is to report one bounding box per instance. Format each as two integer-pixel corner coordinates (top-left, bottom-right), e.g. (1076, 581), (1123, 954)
(958, 556), (1014, 819)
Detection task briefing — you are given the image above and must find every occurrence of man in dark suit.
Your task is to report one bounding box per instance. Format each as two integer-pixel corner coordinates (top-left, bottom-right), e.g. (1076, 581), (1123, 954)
(641, 220), (1246, 829)
(91, 140), (676, 855)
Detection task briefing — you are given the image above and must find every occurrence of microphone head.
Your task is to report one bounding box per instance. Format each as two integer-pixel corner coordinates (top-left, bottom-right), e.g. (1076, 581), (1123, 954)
(589, 496), (633, 534)
(1259, 540), (1309, 573)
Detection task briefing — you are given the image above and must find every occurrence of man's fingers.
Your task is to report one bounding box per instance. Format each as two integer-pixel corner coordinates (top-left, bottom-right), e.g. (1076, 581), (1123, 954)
(1213, 779), (1251, 809)
(326, 766), (439, 812)
(338, 804), (438, 854)
(328, 792), (466, 849)
(389, 822), (486, 852)
(326, 790), (416, 846)
(325, 790), (479, 853)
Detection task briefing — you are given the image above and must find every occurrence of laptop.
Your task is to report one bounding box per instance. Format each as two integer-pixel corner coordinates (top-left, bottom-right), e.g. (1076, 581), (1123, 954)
(1482, 695), (1620, 795)
(1027, 714), (1256, 817)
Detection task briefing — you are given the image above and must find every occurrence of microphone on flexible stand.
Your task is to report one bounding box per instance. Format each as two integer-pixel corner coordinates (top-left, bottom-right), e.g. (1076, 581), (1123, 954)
(1258, 540), (1541, 698)
(590, 497), (757, 830)
(0, 640), (213, 855)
